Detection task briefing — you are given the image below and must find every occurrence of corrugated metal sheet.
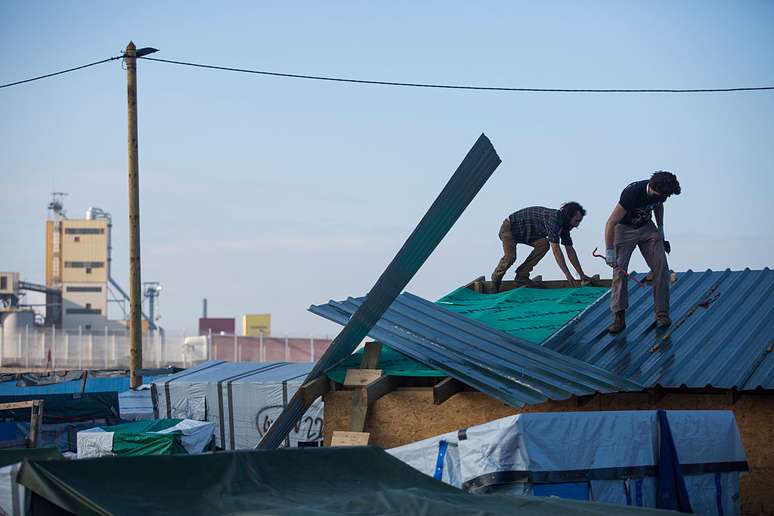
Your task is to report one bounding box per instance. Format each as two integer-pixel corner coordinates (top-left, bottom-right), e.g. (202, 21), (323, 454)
(309, 292), (643, 408)
(542, 269), (774, 390)
(256, 134), (502, 448)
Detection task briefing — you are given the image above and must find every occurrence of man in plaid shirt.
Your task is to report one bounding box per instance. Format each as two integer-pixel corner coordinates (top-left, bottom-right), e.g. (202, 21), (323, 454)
(491, 203), (591, 292)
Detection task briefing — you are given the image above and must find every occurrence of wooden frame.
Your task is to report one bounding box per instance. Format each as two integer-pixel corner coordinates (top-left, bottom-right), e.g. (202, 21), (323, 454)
(0, 400), (44, 448)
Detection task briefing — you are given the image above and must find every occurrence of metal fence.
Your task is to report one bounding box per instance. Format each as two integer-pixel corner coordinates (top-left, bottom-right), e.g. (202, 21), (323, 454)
(0, 326), (332, 370)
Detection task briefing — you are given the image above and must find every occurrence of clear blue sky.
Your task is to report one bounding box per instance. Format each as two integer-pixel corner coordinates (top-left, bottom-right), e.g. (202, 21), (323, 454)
(2, 1), (773, 336)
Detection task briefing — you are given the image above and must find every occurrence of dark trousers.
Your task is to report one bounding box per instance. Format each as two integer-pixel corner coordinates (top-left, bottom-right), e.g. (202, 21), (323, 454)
(492, 219), (550, 284)
(611, 221), (670, 315)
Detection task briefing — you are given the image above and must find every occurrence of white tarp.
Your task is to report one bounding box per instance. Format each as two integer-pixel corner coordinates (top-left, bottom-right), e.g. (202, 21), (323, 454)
(76, 428), (114, 459)
(152, 419), (215, 454)
(0, 464), (24, 516)
(389, 410), (747, 515)
(151, 361), (323, 449)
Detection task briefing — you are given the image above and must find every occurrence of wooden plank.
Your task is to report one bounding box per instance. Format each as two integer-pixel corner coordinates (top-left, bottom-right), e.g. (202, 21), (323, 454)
(330, 430), (369, 447)
(298, 375), (330, 404)
(0, 401), (36, 411)
(29, 400), (43, 448)
(366, 375), (399, 405)
(349, 388), (368, 432)
(433, 377), (473, 405)
(343, 369), (382, 387)
(359, 342), (382, 369)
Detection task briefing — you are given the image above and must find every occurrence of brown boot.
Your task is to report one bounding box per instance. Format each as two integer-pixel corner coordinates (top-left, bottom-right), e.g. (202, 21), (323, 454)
(608, 311), (626, 334)
(656, 313), (671, 328)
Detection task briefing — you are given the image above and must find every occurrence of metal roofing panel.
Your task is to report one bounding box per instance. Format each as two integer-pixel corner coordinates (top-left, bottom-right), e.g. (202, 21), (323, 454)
(256, 134), (502, 448)
(542, 269), (774, 390)
(309, 292), (643, 408)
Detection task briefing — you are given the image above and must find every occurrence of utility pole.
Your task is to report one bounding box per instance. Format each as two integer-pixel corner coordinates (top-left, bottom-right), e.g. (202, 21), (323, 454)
(126, 41), (143, 389)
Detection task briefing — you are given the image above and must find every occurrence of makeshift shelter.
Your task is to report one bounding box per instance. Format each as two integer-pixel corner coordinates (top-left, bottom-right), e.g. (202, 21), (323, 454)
(150, 360), (323, 448)
(0, 447), (63, 516)
(77, 418), (215, 458)
(390, 410), (747, 514)
(17, 446), (673, 516)
(313, 268), (774, 514)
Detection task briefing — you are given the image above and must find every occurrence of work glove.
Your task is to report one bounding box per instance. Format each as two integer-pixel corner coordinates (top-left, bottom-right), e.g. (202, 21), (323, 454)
(658, 225), (670, 254)
(605, 248), (616, 267)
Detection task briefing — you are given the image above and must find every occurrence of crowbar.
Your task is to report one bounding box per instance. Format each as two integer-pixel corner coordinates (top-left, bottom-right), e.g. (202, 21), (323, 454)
(592, 247), (646, 288)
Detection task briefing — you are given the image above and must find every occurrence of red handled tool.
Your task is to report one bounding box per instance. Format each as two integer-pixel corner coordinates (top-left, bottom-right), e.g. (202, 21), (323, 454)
(592, 247), (646, 288)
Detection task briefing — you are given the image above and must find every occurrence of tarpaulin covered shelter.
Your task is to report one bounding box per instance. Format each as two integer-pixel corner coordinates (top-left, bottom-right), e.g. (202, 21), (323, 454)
(16, 446), (674, 516)
(390, 410), (747, 514)
(150, 360), (322, 449)
(0, 447), (63, 516)
(76, 418), (215, 458)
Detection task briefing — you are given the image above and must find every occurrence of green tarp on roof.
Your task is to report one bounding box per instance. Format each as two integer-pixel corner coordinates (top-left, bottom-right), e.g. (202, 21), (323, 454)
(327, 286), (608, 381)
(18, 446), (672, 516)
(437, 285), (609, 343)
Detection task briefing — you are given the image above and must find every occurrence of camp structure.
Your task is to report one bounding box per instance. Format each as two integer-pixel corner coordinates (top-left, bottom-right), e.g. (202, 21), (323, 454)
(17, 446), (675, 516)
(0, 368), (180, 450)
(390, 410), (747, 514)
(150, 360), (323, 449)
(312, 268), (774, 515)
(77, 418), (215, 458)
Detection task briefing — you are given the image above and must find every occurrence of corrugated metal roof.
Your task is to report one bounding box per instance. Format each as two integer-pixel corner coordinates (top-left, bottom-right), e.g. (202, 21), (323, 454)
(310, 292), (643, 408)
(542, 269), (774, 390)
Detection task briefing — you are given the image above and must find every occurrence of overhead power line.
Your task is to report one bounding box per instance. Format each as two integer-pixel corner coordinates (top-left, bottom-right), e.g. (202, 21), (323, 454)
(2, 53), (773, 94)
(139, 56), (774, 94)
(0, 56), (123, 89)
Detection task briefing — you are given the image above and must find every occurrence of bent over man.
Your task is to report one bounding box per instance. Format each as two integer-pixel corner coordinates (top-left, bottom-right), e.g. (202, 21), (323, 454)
(491, 203), (590, 292)
(604, 171), (681, 334)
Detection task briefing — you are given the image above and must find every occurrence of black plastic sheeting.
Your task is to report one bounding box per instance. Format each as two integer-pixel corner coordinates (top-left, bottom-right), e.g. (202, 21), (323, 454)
(0, 393), (119, 423)
(257, 134), (502, 449)
(18, 447), (672, 516)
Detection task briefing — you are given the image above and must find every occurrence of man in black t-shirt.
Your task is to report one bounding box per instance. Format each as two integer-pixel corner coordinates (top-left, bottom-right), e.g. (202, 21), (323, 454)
(491, 203), (591, 292)
(603, 171), (681, 334)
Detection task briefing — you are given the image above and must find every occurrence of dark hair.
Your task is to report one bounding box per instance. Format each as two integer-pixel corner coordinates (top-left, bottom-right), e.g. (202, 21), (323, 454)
(559, 201), (586, 227)
(649, 171), (681, 196)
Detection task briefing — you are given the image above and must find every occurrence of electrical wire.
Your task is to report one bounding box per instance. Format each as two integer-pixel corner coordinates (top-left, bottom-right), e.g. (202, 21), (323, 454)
(139, 56), (774, 94)
(0, 56), (123, 89)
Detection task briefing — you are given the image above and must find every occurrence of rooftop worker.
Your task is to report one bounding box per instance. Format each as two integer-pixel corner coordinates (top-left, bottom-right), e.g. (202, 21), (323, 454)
(491, 203), (591, 292)
(604, 171), (681, 334)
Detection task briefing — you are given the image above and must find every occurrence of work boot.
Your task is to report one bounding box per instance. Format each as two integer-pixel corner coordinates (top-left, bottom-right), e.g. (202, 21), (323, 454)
(608, 311), (626, 334)
(513, 275), (537, 288)
(656, 313), (671, 328)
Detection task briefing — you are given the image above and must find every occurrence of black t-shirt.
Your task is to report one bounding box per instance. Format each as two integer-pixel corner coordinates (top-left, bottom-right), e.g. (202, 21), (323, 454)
(618, 180), (668, 228)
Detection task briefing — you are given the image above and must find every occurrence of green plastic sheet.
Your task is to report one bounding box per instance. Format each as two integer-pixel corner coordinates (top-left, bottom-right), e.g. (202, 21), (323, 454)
(327, 286), (608, 381)
(436, 286), (609, 343)
(101, 419), (187, 456)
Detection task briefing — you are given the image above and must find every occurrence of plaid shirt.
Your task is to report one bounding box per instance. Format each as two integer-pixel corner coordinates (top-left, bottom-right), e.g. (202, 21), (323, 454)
(507, 206), (572, 246)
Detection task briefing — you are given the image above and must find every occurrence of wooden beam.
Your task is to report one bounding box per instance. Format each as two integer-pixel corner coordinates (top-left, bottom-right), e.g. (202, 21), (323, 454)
(360, 341), (382, 369)
(349, 388), (368, 432)
(576, 394), (596, 407)
(298, 375), (331, 404)
(366, 375), (399, 405)
(0, 401), (37, 411)
(28, 400), (43, 448)
(433, 377), (473, 405)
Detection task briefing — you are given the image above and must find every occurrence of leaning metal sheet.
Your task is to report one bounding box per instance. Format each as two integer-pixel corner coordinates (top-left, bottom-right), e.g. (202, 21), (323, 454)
(256, 134), (502, 448)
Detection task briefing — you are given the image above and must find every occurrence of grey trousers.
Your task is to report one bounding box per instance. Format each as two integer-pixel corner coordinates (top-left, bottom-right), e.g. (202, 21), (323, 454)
(611, 221), (670, 315)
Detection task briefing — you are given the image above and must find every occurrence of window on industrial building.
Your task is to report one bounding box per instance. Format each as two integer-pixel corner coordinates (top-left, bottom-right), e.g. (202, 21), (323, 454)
(65, 286), (102, 293)
(64, 261), (105, 268)
(85, 303), (92, 309)
(64, 228), (105, 235)
(66, 308), (102, 315)
(74, 236), (80, 242)
(0, 277), (6, 290)
(86, 268), (92, 274)
(85, 325), (92, 330)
